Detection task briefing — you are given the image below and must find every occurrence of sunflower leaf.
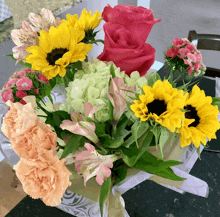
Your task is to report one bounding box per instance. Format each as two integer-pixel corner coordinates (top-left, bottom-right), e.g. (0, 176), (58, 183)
(158, 126), (170, 160)
(147, 72), (162, 87)
(211, 97), (220, 111)
(99, 176), (111, 217)
(150, 125), (161, 146)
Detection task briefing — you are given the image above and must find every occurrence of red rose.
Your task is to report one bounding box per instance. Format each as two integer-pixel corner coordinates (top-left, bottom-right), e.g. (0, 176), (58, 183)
(97, 23), (156, 76)
(102, 4), (161, 43)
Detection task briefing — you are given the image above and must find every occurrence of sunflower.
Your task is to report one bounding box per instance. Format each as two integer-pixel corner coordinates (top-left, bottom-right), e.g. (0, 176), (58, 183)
(25, 23), (93, 80)
(130, 80), (185, 133)
(176, 85), (220, 148)
(61, 9), (103, 31)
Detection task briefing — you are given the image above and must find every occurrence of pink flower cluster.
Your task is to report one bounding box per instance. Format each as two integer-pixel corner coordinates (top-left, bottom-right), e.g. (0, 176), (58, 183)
(11, 8), (61, 64)
(1, 68), (49, 106)
(166, 38), (206, 76)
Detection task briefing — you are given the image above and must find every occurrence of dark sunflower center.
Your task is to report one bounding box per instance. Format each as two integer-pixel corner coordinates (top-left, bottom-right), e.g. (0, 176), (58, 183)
(146, 99), (167, 116)
(184, 105), (200, 127)
(46, 48), (69, 65)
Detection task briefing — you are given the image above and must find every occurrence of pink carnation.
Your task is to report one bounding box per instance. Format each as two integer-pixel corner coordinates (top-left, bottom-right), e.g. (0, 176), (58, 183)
(166, 47), (178, 59)
(187, 53), (196, 63)
(184, 59), (192, 67)
(19, 99), (27, 105)
(35, 88), (40, 95)
(195, 52), (202, 62)
(185, 44), (194, 52)
(1, 89), (14, 103)
(38, 74), (48, 83)
(17, 70), (27, 77)
(8, 78), (19, 84)
(16, 77), (33, 91)
(16, 90), (28, 98)
(187, 66), (193, 75)
(173, 38), (185, 47)
(178, 48), (190, 57)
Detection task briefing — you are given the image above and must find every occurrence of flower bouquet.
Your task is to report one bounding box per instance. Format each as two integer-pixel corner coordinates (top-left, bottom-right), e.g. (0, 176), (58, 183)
(1, 5), (220, 217)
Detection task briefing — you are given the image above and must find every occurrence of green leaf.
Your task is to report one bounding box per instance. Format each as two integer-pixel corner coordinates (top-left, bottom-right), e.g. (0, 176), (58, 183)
(103, 137), (124, 148)
(120, 145), (139, 167)
(158, 127), (170, 160)
(155, 167), (186, 181)
(134, 131), (154, 164)
(99, 176), (111, 217)
(156, 160), (184, 171)
(147, 72), (162, 87)
(114, 129), (130, 140)
(110, 63), (116, 78)
(131, 121), (150, 148)
(60, 134), (85, 159)
(133, 153), (186, 181)
(211, 97), (220, 111)
(60, 130), (73, 140)
(94, 122), (106, 137)
(150, 126), (161, 147)
(114, 167), (128, 185)
(113, 116), (130, 139)
(106, 97), (114, 121)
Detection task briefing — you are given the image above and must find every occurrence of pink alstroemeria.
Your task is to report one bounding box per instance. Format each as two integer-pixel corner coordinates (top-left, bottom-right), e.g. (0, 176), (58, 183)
(74, 143), (120, 186)
(107, 76), (136, 121)
(29, 8), (61, 32)
(12, 45), (30, 64)
(60, 103), (99, 144)
(11, 21), (38, 47)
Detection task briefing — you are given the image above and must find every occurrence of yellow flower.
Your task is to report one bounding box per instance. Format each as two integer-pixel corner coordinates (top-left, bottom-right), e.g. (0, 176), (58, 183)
(25, 23), (92, 80)
(130, 80), (185, 132)
(176, 85), (220, 148)
(62, 9), (102, 31)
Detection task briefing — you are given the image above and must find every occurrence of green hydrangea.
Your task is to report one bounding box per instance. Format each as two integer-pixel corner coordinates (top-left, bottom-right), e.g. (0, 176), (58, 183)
(59, 58), (148, 122)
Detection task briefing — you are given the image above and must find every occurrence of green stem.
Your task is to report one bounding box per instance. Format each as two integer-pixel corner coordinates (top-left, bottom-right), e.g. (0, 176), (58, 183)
(37, 102), (50, 116)
(96, 141), (108, 154)
(90, 39), (105, 44)
(112, 120), (117, 136)
(62, 76), (69, 88)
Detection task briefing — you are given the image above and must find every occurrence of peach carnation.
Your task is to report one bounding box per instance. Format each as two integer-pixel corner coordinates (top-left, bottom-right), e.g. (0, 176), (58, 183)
(1, 96), (38, 142)
(11, 120), (57, 160)
(13, 149), (72, 206)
